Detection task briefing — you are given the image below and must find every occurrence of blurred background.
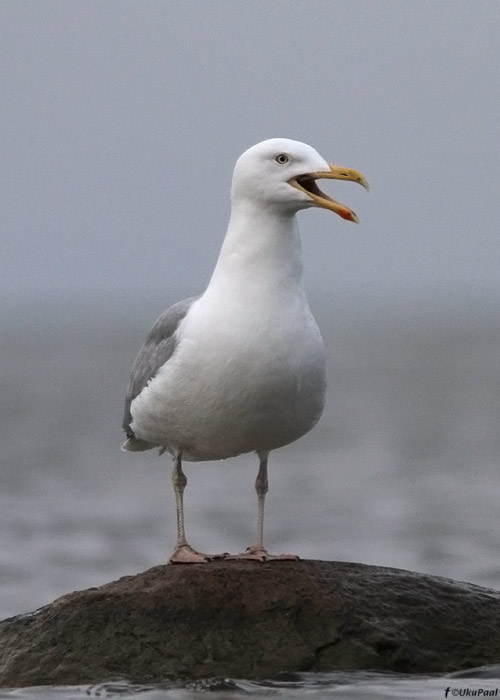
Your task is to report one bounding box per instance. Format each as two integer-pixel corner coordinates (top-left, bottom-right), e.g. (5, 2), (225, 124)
(1, 1), (499, 620)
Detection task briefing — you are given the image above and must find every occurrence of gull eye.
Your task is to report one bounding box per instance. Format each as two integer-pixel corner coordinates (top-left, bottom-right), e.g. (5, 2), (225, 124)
(275, 153), (289, 165)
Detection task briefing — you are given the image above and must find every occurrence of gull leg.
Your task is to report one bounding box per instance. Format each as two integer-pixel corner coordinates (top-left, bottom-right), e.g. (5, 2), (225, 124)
(169, 452), (209, 564)
(252, 451), (269, 553)
(227, 451), (299, 562)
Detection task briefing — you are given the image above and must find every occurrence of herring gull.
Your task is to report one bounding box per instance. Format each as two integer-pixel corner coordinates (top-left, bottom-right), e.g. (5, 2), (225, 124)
(122, 138), (368, 563)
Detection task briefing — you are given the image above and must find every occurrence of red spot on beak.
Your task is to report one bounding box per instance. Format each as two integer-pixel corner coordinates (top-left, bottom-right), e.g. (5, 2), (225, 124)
(339, 208), (356, 222)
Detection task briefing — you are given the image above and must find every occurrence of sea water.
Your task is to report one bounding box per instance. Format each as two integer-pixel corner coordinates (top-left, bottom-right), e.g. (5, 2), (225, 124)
(1, 296), (499, 699)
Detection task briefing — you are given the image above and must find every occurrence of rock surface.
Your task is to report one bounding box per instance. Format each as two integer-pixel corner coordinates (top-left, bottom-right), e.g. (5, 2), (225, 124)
(1, 559), (500, 687)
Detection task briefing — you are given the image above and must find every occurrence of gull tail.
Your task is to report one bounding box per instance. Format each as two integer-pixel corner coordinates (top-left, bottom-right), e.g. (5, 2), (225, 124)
(121, 436), (156, 452)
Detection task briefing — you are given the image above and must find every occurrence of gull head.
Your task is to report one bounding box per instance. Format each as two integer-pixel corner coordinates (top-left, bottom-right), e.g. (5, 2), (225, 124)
(231, 138), (368, 222)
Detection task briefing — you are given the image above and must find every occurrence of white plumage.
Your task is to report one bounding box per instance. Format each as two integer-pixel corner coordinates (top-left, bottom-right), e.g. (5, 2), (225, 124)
(123, 138), (368, 563)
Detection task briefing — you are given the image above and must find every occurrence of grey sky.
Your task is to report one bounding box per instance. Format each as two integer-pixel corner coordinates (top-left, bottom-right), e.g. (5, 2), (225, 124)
(2, 1), (499, 307)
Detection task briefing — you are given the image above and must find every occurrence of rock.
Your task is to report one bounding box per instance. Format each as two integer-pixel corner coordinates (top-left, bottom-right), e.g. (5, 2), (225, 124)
(1, 560), (500, 687)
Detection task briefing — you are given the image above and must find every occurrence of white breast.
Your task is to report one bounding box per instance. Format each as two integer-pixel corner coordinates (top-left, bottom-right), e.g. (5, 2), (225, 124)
(130, 285), (326, 461)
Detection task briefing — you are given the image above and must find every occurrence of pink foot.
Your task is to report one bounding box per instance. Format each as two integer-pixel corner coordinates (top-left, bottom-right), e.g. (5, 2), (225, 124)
(169, 544), (210, 564)
(225, 546), (300, 562)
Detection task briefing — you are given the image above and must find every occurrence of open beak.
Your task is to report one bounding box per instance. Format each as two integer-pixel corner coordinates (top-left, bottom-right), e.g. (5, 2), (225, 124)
(289, 164), (369, 223)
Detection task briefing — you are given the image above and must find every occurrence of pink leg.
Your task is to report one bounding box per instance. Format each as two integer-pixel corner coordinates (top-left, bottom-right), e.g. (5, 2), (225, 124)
(169, 453), (209, 564)
(226, 452), (299, 562)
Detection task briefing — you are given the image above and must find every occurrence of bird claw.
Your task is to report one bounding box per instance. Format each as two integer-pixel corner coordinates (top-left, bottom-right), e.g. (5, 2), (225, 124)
(224, 547), (300, 562)
(262, 552), (300, 561)
(209, 552), (232, 561)
(169, 545), (211, 564)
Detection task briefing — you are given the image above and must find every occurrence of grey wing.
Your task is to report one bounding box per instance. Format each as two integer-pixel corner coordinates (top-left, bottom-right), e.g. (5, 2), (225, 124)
(122, 296), (197, 441)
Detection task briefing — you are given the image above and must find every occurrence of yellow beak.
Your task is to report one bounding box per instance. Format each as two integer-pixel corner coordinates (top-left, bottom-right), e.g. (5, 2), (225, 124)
(289, 164), (369, 223)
